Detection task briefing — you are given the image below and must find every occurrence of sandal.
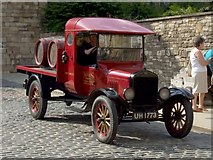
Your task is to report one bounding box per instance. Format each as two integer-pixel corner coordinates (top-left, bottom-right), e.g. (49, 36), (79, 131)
(192, 108), (203, 112)
(200, 108), (208, 112)
(199, 105), (208, 112)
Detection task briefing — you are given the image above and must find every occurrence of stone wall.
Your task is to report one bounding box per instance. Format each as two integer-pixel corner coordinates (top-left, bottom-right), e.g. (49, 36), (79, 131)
(1, 2), (47, 72)
(137, 12), (213, 87)
(1, 2), (212, 87)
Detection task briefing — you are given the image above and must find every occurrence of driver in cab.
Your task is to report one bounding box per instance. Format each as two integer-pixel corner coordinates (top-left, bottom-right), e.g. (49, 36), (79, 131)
(77, 32), (97, 66)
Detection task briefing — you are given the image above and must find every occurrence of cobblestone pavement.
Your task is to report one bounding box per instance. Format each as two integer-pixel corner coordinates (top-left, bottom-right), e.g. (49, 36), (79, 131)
(1, 80), (212, 159)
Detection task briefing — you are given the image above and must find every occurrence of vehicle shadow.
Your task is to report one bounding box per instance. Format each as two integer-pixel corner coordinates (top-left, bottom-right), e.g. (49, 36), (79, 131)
(41, 112), (211, 150)
(41, 113), (92, 126)
(114, 122), (211, 150)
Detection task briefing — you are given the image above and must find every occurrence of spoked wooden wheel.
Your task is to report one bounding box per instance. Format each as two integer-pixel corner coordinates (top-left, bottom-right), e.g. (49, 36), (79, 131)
(163, 97), (193, 138)
(29, 80), (47, 119)
(91, 95), (118, 144)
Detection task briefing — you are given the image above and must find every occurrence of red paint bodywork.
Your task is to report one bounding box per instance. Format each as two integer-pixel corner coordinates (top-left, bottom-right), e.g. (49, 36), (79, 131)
(17, 17), (155, 98)
(16, 65), (56, 77)
(65, 17), (154, 35)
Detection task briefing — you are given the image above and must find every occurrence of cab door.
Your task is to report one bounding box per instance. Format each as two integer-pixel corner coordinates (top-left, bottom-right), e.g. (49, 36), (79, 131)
(74, 65), (96, 96)
(57, 32), (76, 92)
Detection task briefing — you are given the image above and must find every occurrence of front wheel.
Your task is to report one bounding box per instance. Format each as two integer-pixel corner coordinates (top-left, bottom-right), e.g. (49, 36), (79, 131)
(28, 80), (47, 119)
(91, 95), (118, 144)
(163, 96), (193, 138)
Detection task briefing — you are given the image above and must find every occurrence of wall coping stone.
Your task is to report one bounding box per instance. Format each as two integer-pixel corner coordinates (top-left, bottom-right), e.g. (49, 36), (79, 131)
(137, 11), (213, 23)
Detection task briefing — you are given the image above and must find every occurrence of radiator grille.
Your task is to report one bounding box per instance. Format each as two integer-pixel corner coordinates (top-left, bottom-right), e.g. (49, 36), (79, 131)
(131, 70), (158, 109)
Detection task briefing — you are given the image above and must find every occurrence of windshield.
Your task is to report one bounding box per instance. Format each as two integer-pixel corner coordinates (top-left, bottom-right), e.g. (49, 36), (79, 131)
(98, 34), (144, 62)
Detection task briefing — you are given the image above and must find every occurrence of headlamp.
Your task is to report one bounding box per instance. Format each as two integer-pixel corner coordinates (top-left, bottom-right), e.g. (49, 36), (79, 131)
(159, 87), (170, 100)
(123, 88), (135, 101)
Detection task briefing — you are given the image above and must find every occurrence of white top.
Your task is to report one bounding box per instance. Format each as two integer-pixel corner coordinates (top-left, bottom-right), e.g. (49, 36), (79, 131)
(190, 47), (207, 73)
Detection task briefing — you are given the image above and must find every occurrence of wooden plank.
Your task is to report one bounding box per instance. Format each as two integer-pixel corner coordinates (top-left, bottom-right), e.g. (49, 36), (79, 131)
(16, 65), (56, 77)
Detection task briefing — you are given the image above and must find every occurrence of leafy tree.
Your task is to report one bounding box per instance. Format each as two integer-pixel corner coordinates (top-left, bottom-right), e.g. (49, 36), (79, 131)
(41, 2), (212, 33)
(41, 2), (167, 32)
(198, 1), (213, 12)
(41, 2), (119, 33)
(163, 3), (198, 16)
(117, 2), (165, 20)
(163, 2), (212, 16)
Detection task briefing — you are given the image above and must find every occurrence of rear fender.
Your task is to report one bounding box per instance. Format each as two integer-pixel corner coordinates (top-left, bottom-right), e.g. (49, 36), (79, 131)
(26, 74), (50, 98)
(26, 74), (40, 96)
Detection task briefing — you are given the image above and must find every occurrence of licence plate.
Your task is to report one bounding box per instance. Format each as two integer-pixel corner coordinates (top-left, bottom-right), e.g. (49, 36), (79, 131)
(132, 112), (158, 120)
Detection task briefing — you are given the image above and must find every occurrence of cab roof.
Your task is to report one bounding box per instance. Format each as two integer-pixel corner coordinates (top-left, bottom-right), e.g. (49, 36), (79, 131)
(65, 17), (155, 35)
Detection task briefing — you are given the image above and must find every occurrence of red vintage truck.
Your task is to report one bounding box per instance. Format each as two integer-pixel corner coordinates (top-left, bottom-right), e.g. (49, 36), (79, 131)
(16, 17), (194, 144)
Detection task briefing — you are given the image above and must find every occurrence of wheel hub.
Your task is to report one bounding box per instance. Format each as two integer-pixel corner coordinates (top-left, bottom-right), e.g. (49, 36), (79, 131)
(174, 112), (181, 120)
(32, 95), (39, 101)
(95, 104), (111, 136)
(31, 89), (40, 112)
(100, 115), (106, 122)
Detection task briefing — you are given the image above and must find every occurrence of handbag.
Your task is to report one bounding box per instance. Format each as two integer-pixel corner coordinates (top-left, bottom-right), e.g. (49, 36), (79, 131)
(186, 61), (192, 77)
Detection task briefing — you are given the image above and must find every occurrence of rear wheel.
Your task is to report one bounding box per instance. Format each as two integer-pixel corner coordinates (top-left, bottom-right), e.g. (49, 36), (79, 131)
(28, 80), (47, 119)
(91, 95), (118, 144)
(163, 97), (193, 138)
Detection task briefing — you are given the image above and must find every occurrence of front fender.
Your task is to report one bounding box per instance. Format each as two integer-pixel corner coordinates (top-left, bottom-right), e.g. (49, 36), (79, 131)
(169, 87), (194, 100)
(85, 88), (119, 112)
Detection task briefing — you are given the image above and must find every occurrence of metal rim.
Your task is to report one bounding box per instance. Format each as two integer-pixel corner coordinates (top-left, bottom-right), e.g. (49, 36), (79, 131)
(94, 101), (111, 138)
(169, 102), (186, 131)
(29, 84), (41, 113)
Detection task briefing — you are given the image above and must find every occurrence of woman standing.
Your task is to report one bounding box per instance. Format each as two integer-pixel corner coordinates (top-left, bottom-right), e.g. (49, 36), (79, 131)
(204, 48), (213, 91)
(190, 36), (213, 112)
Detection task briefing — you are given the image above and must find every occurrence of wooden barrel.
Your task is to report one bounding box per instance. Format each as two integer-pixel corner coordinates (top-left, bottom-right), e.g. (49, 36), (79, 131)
(47, 38), (65, 68)
(34, 36), (63, 67)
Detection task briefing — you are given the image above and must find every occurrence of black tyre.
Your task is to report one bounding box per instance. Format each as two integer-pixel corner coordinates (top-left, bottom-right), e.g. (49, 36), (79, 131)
(163, 96), (193, 138)
(91, 95), (118, 144)
(28, 80), (47, 119)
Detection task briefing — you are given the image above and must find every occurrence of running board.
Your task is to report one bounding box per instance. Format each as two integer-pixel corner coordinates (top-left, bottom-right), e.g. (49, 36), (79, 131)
(48, 96), (87, 102)
(65, 102), (90, 113)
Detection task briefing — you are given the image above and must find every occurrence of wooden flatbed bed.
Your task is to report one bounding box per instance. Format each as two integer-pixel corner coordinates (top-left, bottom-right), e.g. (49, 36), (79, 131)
(16, 65), (56, 77)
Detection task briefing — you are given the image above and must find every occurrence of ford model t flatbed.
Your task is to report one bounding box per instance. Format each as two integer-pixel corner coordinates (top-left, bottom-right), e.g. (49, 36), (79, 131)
(16, 17), (194, 144)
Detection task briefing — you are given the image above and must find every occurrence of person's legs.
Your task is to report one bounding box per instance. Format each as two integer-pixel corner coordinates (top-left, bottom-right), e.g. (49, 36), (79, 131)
(192, 72), (206, 112)
(192, 93), (199, 111)
(198, 93), (208, 111)
(208, 74), (213, 91)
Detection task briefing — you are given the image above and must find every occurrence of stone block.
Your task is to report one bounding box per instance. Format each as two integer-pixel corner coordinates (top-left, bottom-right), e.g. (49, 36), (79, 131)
(171, 79), (184, 87)
(184, 77), (194, 83)
(21, 38), (31, 42)
(0, 48), (7, 54)
(1, 53), (11, 64)
(1, 64), (13, 72)
(183, 82), (193, 88)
